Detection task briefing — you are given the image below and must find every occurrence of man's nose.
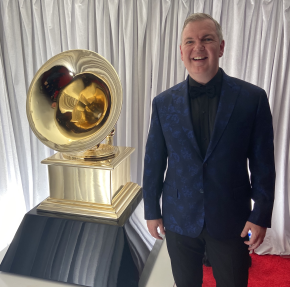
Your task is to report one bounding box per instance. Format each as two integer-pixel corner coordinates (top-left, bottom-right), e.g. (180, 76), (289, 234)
(194, 42), (205, 51)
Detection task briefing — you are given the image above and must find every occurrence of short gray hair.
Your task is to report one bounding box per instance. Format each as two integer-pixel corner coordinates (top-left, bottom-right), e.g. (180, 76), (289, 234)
(181, 13), (223, 44)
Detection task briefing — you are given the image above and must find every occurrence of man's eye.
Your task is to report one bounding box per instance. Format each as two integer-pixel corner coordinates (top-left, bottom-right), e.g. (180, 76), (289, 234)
(186, 41), (193, 44)
(204, 38), (212, 42)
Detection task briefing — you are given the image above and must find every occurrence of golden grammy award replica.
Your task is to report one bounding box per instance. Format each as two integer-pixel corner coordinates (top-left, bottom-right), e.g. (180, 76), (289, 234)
(27, 49), (142, 223)
(0, 50), (148, 287)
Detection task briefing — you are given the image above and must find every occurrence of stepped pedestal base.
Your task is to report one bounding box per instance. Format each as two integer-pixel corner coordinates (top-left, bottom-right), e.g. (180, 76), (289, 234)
(0, 195), (149, 287)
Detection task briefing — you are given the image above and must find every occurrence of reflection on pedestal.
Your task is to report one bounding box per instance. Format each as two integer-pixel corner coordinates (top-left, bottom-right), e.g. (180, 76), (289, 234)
(0, 196), (149, 287)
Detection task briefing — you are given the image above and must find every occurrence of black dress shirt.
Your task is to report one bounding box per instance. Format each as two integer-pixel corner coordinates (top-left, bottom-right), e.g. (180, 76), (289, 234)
(188, 68), (223, 159)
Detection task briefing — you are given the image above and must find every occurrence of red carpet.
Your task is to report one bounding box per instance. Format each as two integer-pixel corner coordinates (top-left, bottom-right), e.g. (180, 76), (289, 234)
(202, 253), (290, 287)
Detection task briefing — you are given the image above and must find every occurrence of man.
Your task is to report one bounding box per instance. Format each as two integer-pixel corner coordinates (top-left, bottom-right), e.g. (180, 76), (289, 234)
(142, 13), (275, 287)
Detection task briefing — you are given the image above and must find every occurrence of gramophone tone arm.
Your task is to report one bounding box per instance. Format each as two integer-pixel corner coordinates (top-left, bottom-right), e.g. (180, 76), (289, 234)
(105, 128), (115, 146)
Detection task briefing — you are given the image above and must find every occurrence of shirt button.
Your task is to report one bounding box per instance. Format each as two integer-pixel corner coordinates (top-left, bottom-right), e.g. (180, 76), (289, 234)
(199, 188), (204, 193)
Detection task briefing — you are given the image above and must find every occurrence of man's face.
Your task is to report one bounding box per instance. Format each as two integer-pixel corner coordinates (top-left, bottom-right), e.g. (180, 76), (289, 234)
(180, 19), (225, 83)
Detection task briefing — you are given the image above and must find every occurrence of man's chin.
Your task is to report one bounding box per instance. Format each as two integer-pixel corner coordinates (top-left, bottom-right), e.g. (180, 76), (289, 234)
(188, 68), (209, 77)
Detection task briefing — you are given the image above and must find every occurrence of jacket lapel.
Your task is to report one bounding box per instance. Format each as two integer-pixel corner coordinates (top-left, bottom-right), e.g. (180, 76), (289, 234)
(172, 77), (203, 160)
(204, 71), (241, 162)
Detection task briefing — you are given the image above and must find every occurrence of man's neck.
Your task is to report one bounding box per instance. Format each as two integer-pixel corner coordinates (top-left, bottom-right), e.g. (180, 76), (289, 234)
(189, 68), (220, 85)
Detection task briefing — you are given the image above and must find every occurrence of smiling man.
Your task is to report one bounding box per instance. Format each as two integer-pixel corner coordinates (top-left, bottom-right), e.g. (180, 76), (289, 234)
(142, 13), (275, 287)
(180, 18), (224, 84)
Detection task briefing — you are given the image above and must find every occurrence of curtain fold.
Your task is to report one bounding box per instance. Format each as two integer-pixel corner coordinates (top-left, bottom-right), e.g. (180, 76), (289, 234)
(0, 24), (26, 249)
(0, 0), (289, 255)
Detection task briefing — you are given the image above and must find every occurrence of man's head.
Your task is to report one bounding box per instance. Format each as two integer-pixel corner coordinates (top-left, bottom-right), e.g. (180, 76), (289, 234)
(180, 13), (225, 84)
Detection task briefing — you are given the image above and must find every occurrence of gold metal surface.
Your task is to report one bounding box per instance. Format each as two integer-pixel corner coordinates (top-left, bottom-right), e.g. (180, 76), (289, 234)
(63, 144), (119, 161)
(41, 146), (135, 170)
(46, 151), (131, 204)
(56, 73), (110, 135)
(38, 146), (137, 221)
(26, 50), (122, 153)
(105, 128), (115, 145)
(37, 188), (143, 226)
(37, 182), (142, 222)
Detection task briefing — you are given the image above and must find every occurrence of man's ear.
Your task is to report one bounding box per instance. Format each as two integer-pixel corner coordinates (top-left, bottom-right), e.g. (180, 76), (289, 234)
(180, 45), (184, 61)
(219, 40), (225, 57)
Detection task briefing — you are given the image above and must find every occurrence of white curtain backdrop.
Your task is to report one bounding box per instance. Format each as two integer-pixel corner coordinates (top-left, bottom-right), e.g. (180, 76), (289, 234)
(0, 0), (289, 255)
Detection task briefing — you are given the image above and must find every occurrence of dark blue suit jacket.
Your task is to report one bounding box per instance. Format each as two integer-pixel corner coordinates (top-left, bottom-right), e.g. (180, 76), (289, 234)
(143, 69), (275, 240)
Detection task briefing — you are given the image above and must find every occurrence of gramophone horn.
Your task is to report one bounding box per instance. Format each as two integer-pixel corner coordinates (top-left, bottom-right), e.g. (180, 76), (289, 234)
(26, 49), (122, 154)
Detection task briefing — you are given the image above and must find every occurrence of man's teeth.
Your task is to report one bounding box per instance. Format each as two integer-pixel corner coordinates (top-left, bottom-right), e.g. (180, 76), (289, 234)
(193, 57), (206, 60)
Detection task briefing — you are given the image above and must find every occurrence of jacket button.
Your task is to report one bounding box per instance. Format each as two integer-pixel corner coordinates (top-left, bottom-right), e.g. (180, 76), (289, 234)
(199, 188), (204, 193)
(204, 163), (208, 168)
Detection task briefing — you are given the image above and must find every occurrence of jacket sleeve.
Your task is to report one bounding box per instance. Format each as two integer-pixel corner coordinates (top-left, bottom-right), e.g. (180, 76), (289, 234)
(247, 90), (276, 227)
(142, 97), (168, 220)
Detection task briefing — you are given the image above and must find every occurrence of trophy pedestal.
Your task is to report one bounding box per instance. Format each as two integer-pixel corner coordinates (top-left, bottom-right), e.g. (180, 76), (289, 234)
(37, 146), (142, 224)
(0, 198), (150, 287)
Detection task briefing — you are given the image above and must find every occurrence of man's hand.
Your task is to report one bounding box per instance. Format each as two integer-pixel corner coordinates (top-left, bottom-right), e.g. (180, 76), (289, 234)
(147, 219), (165, 240)
(241, 221), (267, 250)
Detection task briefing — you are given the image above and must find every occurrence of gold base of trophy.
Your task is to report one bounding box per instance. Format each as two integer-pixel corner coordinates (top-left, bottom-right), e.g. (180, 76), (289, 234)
(38, 146), (141, 224)
(37, 182), (142, 222)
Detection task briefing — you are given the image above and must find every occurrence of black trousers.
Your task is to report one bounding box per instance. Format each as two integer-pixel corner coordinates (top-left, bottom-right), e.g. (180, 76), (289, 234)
(166, 228), (250, 287)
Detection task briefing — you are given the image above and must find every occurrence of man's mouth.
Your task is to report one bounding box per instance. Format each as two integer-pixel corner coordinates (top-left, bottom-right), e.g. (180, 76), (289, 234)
(193, 57), (208, 61)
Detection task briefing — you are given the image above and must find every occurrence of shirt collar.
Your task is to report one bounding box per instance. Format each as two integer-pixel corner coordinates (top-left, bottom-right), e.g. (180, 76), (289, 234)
(188, 68), (222, 87)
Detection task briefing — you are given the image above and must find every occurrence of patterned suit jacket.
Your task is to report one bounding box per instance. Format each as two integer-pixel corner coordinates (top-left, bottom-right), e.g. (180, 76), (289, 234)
(142, 69), (275, 240)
